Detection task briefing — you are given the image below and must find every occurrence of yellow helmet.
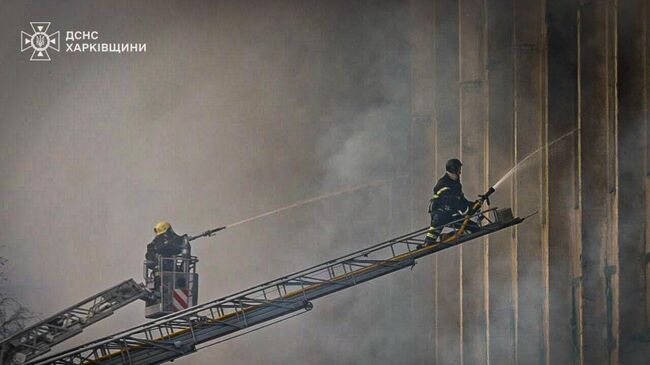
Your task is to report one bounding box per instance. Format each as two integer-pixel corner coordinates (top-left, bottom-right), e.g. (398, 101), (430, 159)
(154, 221), (172, 236)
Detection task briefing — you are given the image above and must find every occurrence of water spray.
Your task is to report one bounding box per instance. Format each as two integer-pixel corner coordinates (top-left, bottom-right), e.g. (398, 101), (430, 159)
(445, 128), (578, 236)
(187, 179), (386, 240)
(493, 128), (577, 189)
(188, 126), (575, 244)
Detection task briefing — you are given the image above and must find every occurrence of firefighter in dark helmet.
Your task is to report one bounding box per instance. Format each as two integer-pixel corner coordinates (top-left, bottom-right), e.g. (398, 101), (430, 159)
(424, 159), (478, 244)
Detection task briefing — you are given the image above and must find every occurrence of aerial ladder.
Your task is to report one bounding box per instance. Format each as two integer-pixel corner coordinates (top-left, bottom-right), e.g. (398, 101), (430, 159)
(0, 280), (150, 365)
(22, 190), (526, 365)
(0, 228), (225, 365)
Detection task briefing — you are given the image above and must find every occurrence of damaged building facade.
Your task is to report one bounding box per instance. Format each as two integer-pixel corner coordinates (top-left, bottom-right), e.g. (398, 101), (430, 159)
(409, 0), (649, 363)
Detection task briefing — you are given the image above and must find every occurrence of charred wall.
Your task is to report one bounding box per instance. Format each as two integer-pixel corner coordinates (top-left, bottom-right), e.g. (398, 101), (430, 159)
(411, 0), (649, 363)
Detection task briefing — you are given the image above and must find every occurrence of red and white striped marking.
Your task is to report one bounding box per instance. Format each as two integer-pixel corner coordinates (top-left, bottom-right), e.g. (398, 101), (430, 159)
(172, 288), (191, 311)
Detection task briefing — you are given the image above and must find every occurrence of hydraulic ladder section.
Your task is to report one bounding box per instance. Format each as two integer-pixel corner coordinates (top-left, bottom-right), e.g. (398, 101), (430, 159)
(30, 208), (525, 365)
(1, 279), (150, 365)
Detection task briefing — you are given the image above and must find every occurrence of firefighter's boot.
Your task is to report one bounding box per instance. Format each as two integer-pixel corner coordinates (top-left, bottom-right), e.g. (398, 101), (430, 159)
(423, 227), (439, 246)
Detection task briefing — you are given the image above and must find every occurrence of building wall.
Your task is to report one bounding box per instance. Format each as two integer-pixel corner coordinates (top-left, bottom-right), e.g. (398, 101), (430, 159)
(410, 0), (649, 363)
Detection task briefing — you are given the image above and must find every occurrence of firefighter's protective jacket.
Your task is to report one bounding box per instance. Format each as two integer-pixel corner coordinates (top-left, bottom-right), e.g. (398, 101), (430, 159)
(145, 230), (184, 269)
(429, 173), (472, 215)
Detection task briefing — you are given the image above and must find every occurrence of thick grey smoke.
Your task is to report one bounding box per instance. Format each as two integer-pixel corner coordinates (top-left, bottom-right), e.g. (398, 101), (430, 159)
(0, 1), (433, 364)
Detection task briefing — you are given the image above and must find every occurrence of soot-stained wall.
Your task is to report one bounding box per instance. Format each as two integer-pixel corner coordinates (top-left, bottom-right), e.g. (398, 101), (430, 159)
(411, 0), (649, 364)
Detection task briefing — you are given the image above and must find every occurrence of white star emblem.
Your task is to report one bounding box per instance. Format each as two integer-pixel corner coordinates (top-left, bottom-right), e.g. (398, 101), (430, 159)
(20, 22), (60, 61)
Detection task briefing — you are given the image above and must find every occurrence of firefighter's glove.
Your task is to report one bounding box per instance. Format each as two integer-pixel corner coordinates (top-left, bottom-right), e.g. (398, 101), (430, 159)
(467, 201), (481, 216)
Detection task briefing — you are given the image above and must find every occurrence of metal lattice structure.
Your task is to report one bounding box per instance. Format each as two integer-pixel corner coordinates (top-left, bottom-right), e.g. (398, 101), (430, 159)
(1, 280), (149, 365)
(29, 208), (524, 365)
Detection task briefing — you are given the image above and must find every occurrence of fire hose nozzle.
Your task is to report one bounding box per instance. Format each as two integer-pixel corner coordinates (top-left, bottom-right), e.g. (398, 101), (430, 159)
(478, 187), (496, 205)
(188, 226), (227, 242)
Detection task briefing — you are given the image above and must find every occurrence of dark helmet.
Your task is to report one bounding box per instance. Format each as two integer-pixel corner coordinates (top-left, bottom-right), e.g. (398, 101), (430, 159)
(445, 158), (462, 174)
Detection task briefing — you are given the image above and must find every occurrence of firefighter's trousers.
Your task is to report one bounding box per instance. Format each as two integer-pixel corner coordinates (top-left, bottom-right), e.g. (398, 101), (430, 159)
(424, 209), (479, 244)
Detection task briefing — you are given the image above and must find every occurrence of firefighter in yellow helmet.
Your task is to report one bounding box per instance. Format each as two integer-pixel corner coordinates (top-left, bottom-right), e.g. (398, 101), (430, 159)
(145, 221), (185, 271)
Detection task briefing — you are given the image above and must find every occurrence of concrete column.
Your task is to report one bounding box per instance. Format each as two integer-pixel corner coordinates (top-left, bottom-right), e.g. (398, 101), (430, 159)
(647, 0), (650, 353)
(513, 0), (546, 363)
(546, 0), (579, 363)
(485, 0), (516, 363)
(409, 0), (436, 361)
(433, 0), (462, 363)
(459, 0), (488, 363)
(578, 0), (619, 363)
(618, 0), (649, 363)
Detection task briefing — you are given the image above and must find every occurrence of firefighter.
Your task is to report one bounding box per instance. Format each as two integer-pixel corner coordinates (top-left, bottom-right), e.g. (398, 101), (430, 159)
(145, 221), (185, 271)
(424, 159), (478, 245)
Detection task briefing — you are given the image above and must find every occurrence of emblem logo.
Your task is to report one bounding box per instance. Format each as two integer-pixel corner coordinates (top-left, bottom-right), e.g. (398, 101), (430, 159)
(20, 22), (60, 61)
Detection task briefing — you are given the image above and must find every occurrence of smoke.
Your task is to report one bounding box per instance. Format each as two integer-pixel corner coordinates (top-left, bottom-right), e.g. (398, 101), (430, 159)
(8, 0), (629, 363)
(257, 2), (430, 364)
(0, 1), (433, 364)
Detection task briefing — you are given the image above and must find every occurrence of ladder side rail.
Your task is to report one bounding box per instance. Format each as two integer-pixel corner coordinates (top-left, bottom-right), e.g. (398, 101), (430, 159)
(42, 220), (508, 365)
(31, 215), (519, 362)
(32, 211), (518, 364)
